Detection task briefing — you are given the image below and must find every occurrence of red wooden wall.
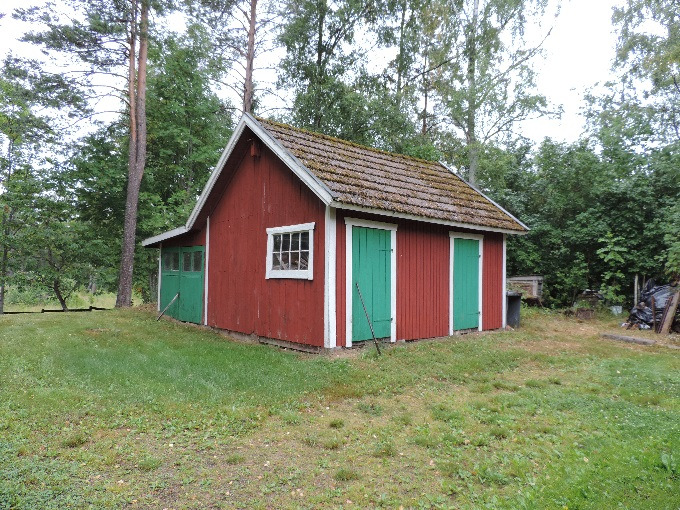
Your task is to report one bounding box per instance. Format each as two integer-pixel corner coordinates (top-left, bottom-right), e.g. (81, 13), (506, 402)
(396, 220), (450, 341)
(162, 229), (205, 248)
(482, 233), (504, 330)
(336, 211), (505, 346)
(205, 143), (326, 346)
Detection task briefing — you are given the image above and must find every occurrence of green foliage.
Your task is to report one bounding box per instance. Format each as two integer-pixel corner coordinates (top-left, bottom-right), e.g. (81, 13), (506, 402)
(613, 0), (680, 143)
(597, 233), (629, 304)
(662, 201), (680, 278)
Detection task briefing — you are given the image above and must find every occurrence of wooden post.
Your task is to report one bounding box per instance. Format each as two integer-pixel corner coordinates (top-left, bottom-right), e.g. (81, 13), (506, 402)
(634, 274), (639, 305)
(659, 290), (679, 335)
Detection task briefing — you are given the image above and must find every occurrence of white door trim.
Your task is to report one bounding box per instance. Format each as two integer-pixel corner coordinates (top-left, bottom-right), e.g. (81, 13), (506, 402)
(345, 217), (397, 347)
(204, 217), (210, 326)
(449, 232), (484, 334)
(157, 242), (162, 312)
(502, 234), (507, 329)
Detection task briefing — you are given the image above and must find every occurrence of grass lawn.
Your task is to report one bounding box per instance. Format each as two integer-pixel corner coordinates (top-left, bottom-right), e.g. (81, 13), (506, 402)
(0, 308), (678, 509)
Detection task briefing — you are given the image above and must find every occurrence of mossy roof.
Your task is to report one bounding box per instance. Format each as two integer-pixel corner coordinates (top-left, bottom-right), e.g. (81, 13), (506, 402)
(257, 118), (527, 233)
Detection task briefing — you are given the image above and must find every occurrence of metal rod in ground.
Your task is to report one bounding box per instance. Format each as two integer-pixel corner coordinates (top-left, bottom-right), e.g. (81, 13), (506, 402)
(355, 282), (381, 356)
(157, 293), (179, 321)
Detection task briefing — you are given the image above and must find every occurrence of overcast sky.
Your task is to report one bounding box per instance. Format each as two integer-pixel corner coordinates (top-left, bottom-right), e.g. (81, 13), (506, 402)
(0, 0), (623, 144)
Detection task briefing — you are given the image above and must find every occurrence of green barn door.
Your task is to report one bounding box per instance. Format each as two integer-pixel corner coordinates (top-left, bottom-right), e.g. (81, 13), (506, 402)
(453, 238), (480, 331)
(352, 227), (391, 342)
(160, 246), (204, 324)
(178, 247), (204, 324)
(160, 248), (180, 318)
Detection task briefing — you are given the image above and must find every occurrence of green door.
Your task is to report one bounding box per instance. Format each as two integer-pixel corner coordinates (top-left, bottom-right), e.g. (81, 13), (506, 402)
(160, 246), (204, 324)
(178, 246), (204, 324)
(160, 247), (181, 319)
(453, 238), (480, 331)
(352, 227), (391, 342)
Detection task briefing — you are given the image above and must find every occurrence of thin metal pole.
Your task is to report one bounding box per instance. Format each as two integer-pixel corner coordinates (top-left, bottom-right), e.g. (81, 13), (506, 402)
(355, 282), (381, 356)
(157, 292), (179, 321)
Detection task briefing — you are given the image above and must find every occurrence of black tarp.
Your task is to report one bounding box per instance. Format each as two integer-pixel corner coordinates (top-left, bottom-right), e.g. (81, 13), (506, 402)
(627, 279), (679, 331)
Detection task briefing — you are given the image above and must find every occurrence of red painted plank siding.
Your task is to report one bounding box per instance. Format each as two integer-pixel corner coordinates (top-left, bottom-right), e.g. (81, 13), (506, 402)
(207, 144), (326, 346)
(335, 211), (450, 344)
(396, 221), (449, 340)
(162, 229), (206, 248)
(482, 233), (504, 330)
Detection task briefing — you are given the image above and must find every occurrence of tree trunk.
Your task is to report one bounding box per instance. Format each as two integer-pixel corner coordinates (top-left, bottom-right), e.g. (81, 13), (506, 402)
(116, 0), (149, 308)
(422, 49), (429, 134)
(53, 279), (68, 311)
(396, 0), (407, 108)
(0, 230), (7, 315)
(313, 0), (326, 129)
(466, 0), (480, 186)
(243, 0), (257, 113)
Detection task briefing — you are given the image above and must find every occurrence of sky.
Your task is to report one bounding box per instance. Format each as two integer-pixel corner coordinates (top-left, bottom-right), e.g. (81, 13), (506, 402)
(0, 0), (623, 144)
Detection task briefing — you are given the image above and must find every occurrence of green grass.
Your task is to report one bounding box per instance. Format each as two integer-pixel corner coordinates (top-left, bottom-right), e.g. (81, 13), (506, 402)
(1, 307), (678, 509)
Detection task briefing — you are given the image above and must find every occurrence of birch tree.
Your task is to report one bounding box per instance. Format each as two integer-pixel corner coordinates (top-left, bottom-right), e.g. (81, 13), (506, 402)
(434, 0), (554, 185)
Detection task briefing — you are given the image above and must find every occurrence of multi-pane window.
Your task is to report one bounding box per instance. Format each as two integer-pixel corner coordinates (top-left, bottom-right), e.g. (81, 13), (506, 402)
(266, 222), (314, 280)
(182, 251), (202, 272)
(271, 231), (310, 271)
(163, 251), (179, 271)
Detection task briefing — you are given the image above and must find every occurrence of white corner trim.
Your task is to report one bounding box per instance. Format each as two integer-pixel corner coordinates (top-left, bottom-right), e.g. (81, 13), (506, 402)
(157, 242), (162, 312)
(345, 218), (398, 347)
(324, 207), (337, 349)
(265, 222), (315, 280)
(502, 233), (507, 329)
(449, 232), (484, 334)
(204, 216), (210, 326)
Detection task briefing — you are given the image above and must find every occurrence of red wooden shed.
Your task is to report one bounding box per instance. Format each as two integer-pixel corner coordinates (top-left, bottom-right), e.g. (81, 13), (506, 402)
(143, 113), (528, 350)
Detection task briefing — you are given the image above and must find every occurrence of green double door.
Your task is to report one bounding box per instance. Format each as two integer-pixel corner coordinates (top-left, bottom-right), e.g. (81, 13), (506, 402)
(160, 246), (204, 324)
(453, 238), (480, 331)
(352, 227), (392, 342)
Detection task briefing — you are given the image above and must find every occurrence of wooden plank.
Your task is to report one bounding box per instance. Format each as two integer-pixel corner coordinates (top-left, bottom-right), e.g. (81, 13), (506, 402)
(659, 290), (679, 335)
(601, 334), (656, 346)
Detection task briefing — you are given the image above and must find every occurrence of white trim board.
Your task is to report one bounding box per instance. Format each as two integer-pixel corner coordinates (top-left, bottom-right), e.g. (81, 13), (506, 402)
(329, 201), (526, 236)
(157, 243), (162, 312)
(324, 207), (337, 349)
(344, 217), (397, 347)
(204, 216), (210, 326)
(502, 234), (507, 329)
(449, 232), (484, 335)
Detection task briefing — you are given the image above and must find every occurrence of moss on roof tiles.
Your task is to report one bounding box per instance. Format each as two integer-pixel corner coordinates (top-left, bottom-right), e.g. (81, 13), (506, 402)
(256, 117), (526, 232)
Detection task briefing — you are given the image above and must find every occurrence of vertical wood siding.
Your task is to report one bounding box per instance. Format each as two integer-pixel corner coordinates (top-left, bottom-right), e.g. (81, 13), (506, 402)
(482, 233), (504, 330)
(207, 144), (326, 346)
(162, 229), (206, 248)
(336, 211), (450, 344)
(396, 221), (449, 340)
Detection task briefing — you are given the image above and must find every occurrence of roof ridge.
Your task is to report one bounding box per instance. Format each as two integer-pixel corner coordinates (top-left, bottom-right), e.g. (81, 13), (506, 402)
(255, 116), (441, 167)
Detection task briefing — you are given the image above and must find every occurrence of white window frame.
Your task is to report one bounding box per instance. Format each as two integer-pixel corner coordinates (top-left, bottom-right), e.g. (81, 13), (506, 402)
(266, 222), (315, 280)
